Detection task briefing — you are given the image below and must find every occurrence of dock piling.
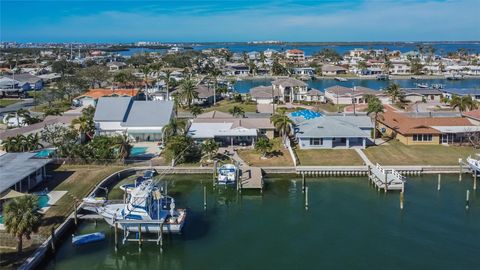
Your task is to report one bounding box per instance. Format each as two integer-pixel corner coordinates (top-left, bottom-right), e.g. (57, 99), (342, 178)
(138, 224), (142, 252)
(203, 185), (207, 211)
(466, 190), (470, 210)
(73, 201), (78, 226)
(302, 173), (306, 193)
(437, 174), (441, 191)
(305, 186), (309, 210)
(474, 171), (477, 190)
(50, 226), (55, 253)
(400, 191), (404, 210)
(114, 223), (118, 251)
(459, 160), (463, 181)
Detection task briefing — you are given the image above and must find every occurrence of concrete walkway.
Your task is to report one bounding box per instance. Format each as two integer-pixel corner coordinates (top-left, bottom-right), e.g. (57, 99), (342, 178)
(355, 148), (373, 166)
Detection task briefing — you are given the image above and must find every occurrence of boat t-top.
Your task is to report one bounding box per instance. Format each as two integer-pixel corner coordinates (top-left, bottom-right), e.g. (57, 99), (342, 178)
(217, 164), (237, 185)
(466, 155), (480, 173)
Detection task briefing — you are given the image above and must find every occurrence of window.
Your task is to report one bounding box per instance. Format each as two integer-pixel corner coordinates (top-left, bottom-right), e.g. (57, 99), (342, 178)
(413, 134), (433, 142)
(310, 138), (323, 145)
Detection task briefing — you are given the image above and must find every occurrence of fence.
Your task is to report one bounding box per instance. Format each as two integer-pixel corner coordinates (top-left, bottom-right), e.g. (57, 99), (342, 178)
(285, 139), (299, 167)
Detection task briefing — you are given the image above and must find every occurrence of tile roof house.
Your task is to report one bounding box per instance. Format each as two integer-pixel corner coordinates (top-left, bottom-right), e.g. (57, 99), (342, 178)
(322, 65), (347, 76)
(73, 88), (139, 107)
(93, 97), (174, 142)
(272, 77), (309, 103)
(188, 110), (276, 147)
(377, 108), (478, 145)
(249, 85), (281, 104)
(171, 84), (220, 105)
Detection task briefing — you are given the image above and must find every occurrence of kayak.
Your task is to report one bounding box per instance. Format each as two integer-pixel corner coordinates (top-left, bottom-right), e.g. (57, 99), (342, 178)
(72, 232), (105, 246)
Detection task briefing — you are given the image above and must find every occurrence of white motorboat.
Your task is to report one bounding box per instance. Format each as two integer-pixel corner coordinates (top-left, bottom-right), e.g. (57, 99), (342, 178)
(466, 155), (480, 173)
(88, 180), (186, 234)
(416, 83), (429, 88)
(217, 164), (237, 185)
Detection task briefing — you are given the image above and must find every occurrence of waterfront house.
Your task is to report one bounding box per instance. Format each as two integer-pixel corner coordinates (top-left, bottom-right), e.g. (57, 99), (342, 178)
(291, 112), (373, 149)
(93, 97), (173, 142)
(325, 85), (389, 105)
(442, 88), (480, 102)
(401, 88), (443, 103)
(390, 60), (411, 75)
(264, 49), (278, 58)
(225, 64), (250, 77)
(250, 85), (281, 104)
(377, 108), (478, 145)
(0, 151), (52, 195)
(286, 49), (305, 62)
(272, 77), (308, 103)
(305, 89), (325, 103)
(72, 88), (139, 107)
(291, 67), (315, 76)
(321, 65), (347, 76)
(187, 111), (275, 147)
(171, 84), (220, 105)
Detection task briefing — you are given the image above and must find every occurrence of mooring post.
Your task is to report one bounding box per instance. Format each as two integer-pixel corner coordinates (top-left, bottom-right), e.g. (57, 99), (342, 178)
(50, 226), (55, 253)
(384, 173), (388, 193)
(302, 173), (306, 193)
(203, 185), (207, 211)
(138, 224), (142, 251)
(305, 186), (309, 210)
(160, 222), (164, 247)
(400, 191), (404, 210)
(213, 160), (217, 185)
(437, 174), (441, 191)
(73, 201), (78, 226)
(474, 171), (477, 191)
(367, 165), (371, 185)
(466, 190), (470, 210)
(114, 222), (118, 251)
(123, 191), (126, 204)
(459, 159), (463, 181)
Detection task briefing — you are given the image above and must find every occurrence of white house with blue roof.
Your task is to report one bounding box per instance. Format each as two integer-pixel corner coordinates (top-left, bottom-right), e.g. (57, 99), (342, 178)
(290, 110), (373, 149)
(93, 97), (174, 142)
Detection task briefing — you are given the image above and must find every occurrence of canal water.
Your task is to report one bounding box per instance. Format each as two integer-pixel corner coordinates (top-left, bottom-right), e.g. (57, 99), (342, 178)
(43, 174), (480, 270)
(234, 78), (480, 93)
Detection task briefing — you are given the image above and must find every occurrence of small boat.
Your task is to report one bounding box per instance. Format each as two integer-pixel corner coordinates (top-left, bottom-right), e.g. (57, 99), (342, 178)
(82, 196), (107, 205)
(376, 74), (389, 80)
(143, 169), (157, 180)
(466, 155), (480, 173)
(431, 83), (444, 89)
(416, 83), (429, 89)
(72, 232), (105, 246)
(217, 164), (237, 185)
(445, 74), (463, 80)
(334, 77), (347, 82)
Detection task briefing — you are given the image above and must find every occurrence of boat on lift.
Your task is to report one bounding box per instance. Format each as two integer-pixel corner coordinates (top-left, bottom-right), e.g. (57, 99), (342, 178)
(86, 179), (186, 234)
(217, 164), (237, 185)
(466, 155), (480, 173)
(334, 77), (348, 82)
(376, 74), (389, 80)
(445, 73), (463, 80)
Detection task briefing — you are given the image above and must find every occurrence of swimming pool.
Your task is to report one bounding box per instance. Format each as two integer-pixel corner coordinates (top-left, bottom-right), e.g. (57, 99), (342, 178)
(34, 149), (55, 158)
(130, 147), (148, 156)
(290, 109), (322, 120)
(0, 194), (49, 224)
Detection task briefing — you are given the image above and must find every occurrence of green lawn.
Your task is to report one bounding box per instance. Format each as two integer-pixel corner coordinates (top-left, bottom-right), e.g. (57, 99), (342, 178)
(314, 103), (347, 113)
(0, 99), (21, 108)
(237, 138), (294, 167)
(296, 148), (364, 166)
(204, 100), (257, 114)
(364, 140), (478, 166)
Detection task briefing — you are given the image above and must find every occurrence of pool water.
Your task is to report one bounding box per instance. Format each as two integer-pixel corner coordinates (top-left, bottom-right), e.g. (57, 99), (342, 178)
(42, 174), (480, 270)
(34, 149), (55, 158)
(130, 147), (148, 156)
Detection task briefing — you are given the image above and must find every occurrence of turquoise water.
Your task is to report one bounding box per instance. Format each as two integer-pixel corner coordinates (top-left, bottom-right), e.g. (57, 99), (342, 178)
(234, 78), (480, 93)
(34, 149), (55, 158)
(0, 195), (49, 224)
(130, 147), (148, 156)
(42, 174), (480, 270)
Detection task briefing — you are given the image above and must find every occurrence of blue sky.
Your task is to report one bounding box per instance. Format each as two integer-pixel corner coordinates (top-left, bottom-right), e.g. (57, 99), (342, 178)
(1, 0), (479, 42)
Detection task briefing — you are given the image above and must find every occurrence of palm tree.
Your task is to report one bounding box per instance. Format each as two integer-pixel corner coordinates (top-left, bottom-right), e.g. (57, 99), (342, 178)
(4, 195), (41, 252)
(112, 134), (132, 160)
(270, 110), (294, 145)
(25, 133), (43, 150)
(180, 79), (198, 108)
(385, 83), (401, 103)
(229, 106), (245, 118)
(161, 69), (173, 101)
(71, 112), (94, 143)
(201, 139), (218, 161)
(450, 95), (478, 112)
(365, 96), (384, 141)
(209, 68), (222, 105)
(140, 65), (152, 100)
(189, 105), (203, 118)
(254, 137), (273, 158)
(162, 118), (188, 142)
(171, 92), (181, 115)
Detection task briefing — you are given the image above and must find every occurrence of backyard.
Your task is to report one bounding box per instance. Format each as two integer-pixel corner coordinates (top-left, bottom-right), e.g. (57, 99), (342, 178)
(0, 99), (21, 108)
(296, 148), (364, 166)
(237, 138), (294, 167)
(204, 100), (257, 114)
(364, 140), (478, 166)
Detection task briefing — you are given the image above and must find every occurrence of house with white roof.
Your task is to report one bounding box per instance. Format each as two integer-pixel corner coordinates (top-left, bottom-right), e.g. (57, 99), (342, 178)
(291, 112), (373, 149)
(93, 97), (174, 142)
(325, 85), (389, 105)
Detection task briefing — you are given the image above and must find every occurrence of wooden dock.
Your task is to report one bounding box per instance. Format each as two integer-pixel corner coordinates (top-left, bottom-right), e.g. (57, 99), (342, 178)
(368, 163), (405, 192)
(239, 166), (263, 191)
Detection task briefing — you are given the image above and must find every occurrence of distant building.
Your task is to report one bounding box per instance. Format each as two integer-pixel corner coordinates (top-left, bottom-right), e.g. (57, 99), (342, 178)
(2, 73), (43, 90)
(93, 97), (174, 142)
(286, 49), (305, 62)
(72, 88), (139, 107)
(321, 65), (347, 76)
(325, 85), (389, 105)
(106, 61), (126, 71)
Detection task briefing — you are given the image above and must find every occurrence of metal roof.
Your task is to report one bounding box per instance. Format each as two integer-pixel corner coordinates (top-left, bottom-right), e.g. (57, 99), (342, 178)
(294, 116), (370, 138)
(93, 97), (132, 122)
(0, 152), (52, 194)
(122, 100), (173, 127)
